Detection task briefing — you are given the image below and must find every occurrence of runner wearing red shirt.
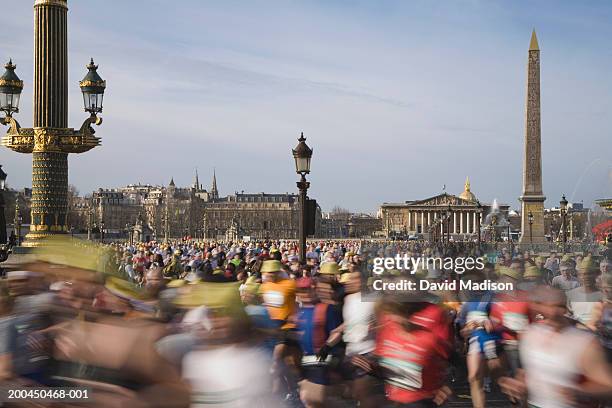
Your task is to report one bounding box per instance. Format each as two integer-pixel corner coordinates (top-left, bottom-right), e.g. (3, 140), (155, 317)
(374, 298), (452, 407)
(490, 267), (531, 377)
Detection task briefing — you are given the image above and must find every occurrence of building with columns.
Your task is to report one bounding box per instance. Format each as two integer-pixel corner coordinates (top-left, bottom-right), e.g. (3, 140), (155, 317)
(380, 178), (509, 240)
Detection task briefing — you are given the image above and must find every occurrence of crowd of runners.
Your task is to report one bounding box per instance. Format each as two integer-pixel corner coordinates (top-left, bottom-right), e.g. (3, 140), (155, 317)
(0, 237), (611, 407)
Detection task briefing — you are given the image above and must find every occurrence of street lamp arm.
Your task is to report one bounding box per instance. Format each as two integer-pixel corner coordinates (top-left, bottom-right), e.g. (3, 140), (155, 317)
(0, 115), (21, 131)
(0, 113), (102, 154)
(78, 112), (103, 133)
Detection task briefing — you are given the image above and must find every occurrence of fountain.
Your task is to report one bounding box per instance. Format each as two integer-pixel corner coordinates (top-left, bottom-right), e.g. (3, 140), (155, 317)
(482, 199), (511, 243)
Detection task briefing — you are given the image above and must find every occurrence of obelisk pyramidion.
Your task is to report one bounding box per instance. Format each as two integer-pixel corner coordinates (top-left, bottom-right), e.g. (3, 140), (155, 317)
(520, 30), (546, 244)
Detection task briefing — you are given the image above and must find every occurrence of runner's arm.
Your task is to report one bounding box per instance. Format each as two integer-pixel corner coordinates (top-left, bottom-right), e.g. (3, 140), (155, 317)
(324, 322), (344, 347)
(575, 338), (612, 400)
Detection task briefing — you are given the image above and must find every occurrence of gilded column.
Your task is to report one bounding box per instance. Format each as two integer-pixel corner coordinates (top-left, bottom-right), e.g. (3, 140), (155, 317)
(519, 30), (546, 244)
(28, 0), (69, 242)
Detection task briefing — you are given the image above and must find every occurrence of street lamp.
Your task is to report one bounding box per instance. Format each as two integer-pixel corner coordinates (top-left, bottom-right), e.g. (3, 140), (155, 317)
(476, 200), (482, 249)
(79, 58), (106, 115)
(292, 132), (313, 264)
(126, 222), (133, 246)
(0, 56), (106, 245)
(86, 203), (93, 241)
(560, 194), (568, 250)
(528, 211), (534, 248)
(14, 197), (22, 245)
(0, 60), (23, 118)
(0, 165), (6, 244)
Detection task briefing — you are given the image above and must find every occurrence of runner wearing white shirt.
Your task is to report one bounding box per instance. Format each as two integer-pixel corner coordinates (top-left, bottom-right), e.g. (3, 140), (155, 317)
(499, 287), (612, 408)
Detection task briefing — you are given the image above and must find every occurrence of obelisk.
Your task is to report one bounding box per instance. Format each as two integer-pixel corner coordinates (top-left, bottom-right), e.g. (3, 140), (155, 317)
(519, 30), (546, 244)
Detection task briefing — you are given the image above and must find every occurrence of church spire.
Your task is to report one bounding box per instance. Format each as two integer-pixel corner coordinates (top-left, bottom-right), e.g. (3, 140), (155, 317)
(211, 168), (218, 199)
(193, 168), (200, 190)
(464, 176), (471, 192)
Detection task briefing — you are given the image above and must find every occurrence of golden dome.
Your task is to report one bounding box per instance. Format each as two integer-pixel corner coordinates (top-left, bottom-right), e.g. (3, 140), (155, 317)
(459, 177), (477, 202)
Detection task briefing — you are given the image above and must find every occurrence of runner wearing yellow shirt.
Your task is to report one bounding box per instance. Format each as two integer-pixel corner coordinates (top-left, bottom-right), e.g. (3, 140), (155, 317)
(260, 260), (297, 329)
(259, 260), (301, 398)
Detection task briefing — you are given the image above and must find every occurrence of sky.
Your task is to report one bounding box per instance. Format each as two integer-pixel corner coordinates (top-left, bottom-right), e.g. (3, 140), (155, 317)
(1, 0), (611, 213)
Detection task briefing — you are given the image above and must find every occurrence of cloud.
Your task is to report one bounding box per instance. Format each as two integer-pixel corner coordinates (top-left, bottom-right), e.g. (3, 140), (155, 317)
(1, 0), (611, 212)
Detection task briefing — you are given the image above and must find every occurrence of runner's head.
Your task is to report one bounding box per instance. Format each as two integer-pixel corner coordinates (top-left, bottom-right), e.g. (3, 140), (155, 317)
(260, 259), (282, 282)
(530, 286), (567, 328)
(296, 277), (316, 305)
(340, 271), (362, 294)
(577, 257), (598, 289)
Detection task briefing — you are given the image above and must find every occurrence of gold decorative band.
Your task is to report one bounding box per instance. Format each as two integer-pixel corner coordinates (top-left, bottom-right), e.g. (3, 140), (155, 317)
(0, 79), (23, 88)
(79, 80), (106, 88)
(34, 0), (67, 8)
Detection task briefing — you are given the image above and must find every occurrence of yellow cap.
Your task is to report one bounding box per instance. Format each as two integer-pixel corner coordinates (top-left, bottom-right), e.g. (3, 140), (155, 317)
(339, 272), (352, 284)
(260, 260), (282, 273)
(498, 266), (522, 281)
(389, 269), (402, 277)
(579, 257), (597, 273)
(34, 236), (105, 271)
(524, 266), (542, 279)
(105, 276), (147, 300)
(320, 262), (341, 275)
(243, 276), (261, 295)
(174, 281), (243, 313)
(167, 279), (187, 288)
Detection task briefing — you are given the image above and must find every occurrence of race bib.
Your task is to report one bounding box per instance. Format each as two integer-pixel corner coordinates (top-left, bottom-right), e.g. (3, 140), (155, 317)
(467, 310), (488, 324)
(503, 312), (528, 332)
(263, 291), (284, 308)
(380, 357), (423, 390)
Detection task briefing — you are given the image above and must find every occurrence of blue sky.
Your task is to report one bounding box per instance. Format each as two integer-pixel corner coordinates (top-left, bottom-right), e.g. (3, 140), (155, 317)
(1, 0), (611, 212)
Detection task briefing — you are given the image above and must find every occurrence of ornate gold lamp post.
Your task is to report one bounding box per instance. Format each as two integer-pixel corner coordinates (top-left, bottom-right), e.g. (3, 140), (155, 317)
(0, 0), (106, 247)
(292, 133), (313, 264)
(0, 165), (6, 244)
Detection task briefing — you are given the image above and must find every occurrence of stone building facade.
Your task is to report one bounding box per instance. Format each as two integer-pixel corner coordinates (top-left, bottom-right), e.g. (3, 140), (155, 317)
(320, 212), (382, 238)
(380, 179), (509, 240)
(87, 170), (321, 241)
(202, 192), (310, 240)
